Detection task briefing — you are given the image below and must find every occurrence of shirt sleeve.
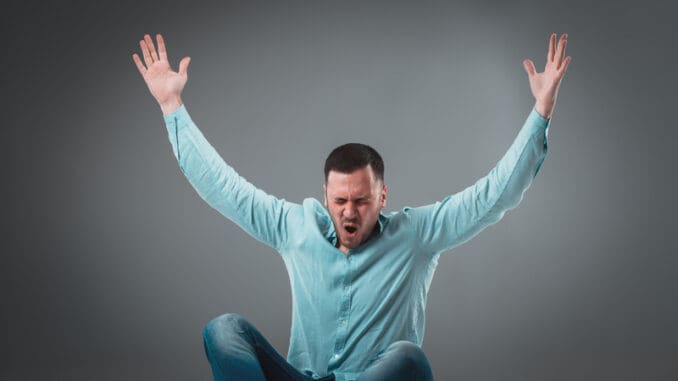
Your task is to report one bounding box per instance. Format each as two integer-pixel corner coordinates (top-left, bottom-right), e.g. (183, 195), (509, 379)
(405, 108), (551, 255)
(163, 105), (302, 252)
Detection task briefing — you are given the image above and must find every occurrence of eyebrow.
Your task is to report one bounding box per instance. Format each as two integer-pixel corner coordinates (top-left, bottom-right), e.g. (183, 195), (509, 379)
(333, 195), (370, 201)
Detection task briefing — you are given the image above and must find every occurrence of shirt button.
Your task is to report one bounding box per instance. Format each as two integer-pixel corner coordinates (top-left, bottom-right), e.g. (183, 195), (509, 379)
(341, 319), (347, 325)
(334, 354), (340, 359)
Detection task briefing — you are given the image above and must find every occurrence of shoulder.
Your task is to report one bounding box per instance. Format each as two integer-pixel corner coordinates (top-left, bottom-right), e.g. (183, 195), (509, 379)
(300, 197), (333, 232)
(380, 207), (415, 234)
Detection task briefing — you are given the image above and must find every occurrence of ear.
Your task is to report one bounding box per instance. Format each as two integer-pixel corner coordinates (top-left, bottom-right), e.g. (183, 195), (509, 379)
(380, 183), (387, 208)
(322, 183), (328, 207)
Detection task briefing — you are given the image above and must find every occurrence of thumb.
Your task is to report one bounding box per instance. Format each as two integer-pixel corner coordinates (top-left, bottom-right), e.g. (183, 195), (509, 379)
(523, 59), (536, 77)
(179, 56), (191, 76)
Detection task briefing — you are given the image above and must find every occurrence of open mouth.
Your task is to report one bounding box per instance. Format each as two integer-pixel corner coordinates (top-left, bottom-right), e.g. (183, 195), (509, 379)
(344, 225), (358, 234)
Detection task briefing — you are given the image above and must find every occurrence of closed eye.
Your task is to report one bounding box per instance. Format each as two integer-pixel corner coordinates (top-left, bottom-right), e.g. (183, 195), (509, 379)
(333, 198), (369, 204)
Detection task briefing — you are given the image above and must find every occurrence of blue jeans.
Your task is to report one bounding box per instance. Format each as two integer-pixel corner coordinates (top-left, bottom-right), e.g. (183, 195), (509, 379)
(203, 313), (434, 381)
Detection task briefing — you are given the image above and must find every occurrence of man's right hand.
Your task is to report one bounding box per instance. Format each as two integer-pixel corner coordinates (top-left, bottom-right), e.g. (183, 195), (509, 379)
(132, 33), (191, 115)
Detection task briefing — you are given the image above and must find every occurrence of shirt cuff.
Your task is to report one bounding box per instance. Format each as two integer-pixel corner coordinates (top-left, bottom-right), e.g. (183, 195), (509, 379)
(530, 107), (550, 126)
(527, 107), (551, 151)
(163, 104), (188, 124)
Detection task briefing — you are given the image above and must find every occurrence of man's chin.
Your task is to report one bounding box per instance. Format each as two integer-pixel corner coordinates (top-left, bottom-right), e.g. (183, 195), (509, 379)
(340, 236), (361, 249)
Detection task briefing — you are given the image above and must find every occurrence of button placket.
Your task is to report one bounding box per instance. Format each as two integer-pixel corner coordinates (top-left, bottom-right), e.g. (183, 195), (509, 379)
(331, 254), (353, 361)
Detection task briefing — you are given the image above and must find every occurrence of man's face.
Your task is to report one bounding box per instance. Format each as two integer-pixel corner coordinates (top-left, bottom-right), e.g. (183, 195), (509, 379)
(323, 165), (387, 254)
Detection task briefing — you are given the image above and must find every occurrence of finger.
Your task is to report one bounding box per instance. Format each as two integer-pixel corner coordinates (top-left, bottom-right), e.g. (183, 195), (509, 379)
(140, 39), (153, 67)
(157, 33), (168, 61)
(555, 34), (567, 69)
(179, 56), (191, 76)
(523, 59), (536, 77)
(144, 34), (159, 62)
(558, 56), (572, 76)
(132, 53), (147, 76)
(547, 33), (556, 62)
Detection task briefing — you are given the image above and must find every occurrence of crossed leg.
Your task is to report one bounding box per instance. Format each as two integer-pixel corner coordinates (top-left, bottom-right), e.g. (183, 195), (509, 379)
(203, 313), (432, 381)
(203, 313), (335, 381)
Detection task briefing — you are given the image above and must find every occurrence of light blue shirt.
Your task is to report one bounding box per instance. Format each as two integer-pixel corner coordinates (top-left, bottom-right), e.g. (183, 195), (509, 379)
(163, 106), (550, 381)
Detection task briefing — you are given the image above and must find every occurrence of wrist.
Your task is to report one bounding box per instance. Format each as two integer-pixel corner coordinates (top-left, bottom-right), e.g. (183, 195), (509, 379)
(534, 100), (553, 120)
(160, 97), (184, 116)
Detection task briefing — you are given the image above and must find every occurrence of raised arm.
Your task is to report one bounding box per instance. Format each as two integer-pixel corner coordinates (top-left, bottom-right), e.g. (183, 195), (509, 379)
(406, 33), (571, 254)
(132, 34), (301, 251)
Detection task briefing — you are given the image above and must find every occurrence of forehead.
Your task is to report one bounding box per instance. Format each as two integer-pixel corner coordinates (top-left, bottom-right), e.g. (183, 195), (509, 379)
(325, 166), (379, 196)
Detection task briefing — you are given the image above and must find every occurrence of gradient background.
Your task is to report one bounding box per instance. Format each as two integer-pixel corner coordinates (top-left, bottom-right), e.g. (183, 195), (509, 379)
(4, 0), (677, 380)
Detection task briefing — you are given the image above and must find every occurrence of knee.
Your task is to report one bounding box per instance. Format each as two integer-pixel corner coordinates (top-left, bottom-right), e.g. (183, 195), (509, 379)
(387, 340), (427, 364)
(385, 341), (433, 380)
(203, 313), (251, 347)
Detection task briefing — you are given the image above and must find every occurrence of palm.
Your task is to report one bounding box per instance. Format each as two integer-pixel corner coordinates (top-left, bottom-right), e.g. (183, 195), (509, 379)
(143, 60), (186, 105)
(523, 33), (572, 118)
(132, 34), (191, 107)
(528, 64), (561, 102)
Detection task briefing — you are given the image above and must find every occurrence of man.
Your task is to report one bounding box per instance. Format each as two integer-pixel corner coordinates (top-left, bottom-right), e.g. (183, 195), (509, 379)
(132, 32), (571, 381)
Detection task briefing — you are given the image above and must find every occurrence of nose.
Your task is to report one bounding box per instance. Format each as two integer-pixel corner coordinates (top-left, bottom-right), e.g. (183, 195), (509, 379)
(343, 202), (357, 219)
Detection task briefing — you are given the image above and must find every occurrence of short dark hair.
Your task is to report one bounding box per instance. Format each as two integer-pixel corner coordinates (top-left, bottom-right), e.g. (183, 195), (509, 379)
(324, 143), (384, 182)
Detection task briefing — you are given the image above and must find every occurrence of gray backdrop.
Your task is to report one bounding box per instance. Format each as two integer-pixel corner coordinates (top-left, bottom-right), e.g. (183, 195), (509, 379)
(4, 0), (677, 380)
